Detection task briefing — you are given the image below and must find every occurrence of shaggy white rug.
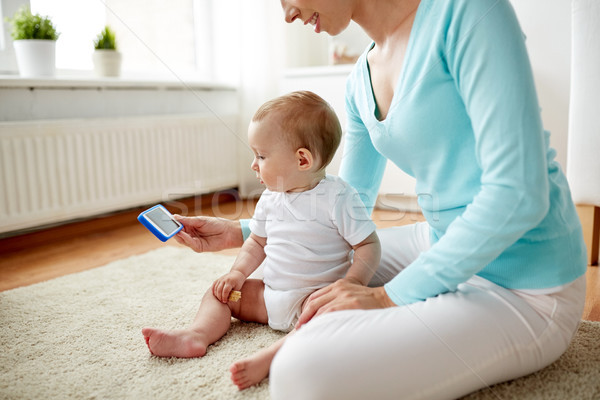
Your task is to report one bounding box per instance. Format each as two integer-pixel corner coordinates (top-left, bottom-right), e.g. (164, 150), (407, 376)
(1, 246), (599, 399)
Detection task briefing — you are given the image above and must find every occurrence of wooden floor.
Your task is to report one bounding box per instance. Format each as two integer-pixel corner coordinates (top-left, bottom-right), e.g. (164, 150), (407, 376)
(1, 195), (598, 321)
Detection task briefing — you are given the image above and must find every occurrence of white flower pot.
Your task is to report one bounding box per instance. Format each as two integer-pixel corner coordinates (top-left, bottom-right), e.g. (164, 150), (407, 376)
(13, 40), (56, 77)
(93, 50), (122, 77)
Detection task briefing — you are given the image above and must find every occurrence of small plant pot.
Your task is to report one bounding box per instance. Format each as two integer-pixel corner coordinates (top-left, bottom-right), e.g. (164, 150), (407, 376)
(13, 40), (56, 77)
(93, 49), (122, 77)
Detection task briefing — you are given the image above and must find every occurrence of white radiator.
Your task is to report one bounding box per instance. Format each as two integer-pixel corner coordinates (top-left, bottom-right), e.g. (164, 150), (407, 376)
(0, 114), (239, 234)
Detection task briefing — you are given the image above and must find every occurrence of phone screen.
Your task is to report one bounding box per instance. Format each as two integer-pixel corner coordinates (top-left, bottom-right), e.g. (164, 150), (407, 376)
(145, 207), (180, 235)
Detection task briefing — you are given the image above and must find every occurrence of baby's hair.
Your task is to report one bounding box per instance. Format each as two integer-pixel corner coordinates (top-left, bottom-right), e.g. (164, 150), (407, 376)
(252, 91), (342, 170)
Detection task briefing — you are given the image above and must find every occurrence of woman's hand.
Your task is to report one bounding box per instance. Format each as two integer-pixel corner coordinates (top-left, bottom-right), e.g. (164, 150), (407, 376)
(174, 215), (244, 253)
(213, 271), (246, 303)
(296, 279), (397, 329)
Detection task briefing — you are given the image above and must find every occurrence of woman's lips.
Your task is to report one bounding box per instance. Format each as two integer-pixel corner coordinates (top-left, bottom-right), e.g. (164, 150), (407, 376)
(305, 12), (320, 33)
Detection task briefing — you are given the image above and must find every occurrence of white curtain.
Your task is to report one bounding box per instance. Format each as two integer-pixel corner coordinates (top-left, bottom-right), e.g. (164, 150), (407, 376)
(205, 0), (285, 197)
(567, 0), (600, 207)
(237, 0), (286, 197)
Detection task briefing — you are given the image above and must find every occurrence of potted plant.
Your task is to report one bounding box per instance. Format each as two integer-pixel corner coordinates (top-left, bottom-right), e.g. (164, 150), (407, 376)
(92, 26), (122, 77)
(5, 6), (60, 77)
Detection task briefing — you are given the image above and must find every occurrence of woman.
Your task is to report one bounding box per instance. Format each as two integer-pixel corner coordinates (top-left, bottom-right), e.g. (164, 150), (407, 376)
(175, 0), (587, 398)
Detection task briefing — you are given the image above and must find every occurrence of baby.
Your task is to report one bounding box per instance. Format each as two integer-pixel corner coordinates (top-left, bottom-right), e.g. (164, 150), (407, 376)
(142, 91), (381, 390)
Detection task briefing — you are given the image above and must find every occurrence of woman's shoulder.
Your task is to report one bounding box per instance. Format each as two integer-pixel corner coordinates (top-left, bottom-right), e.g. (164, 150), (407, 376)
(344, 43), (373, 113)
(345, 43), (371, 90)
(432, 0), (516, 26)
(419, 0), (521, 56)
(428, 0), (512, 13)
(422, 0), (515, 26)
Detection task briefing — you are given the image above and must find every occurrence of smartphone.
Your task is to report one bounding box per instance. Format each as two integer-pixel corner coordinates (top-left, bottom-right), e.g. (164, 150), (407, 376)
(137, 204), (183, 242)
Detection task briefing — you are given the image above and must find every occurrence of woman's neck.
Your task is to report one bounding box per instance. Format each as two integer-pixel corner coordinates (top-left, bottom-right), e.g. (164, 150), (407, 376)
(353, 0), (421, 46)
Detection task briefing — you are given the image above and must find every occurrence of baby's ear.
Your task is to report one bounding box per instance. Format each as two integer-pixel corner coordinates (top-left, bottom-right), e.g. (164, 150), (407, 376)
(296, 148), (314, 170)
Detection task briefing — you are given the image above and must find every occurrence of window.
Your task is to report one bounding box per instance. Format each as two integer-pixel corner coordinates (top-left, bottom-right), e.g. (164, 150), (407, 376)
(1, 0), (245, 83)
(29, 0), (198, 77)
(0, 0), (224, 79)
(30, 0), (105, 71)
(101, 0), (198, 77)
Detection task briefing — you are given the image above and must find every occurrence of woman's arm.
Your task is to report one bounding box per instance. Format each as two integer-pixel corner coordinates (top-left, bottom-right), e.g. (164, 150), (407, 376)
(338, 72), (388, 213)
(384, 0), (550, 305)
(174, 215), (245, 252)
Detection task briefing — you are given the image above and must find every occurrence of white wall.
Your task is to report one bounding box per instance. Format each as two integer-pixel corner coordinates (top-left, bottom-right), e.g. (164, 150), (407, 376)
(511, 0), (572, 170)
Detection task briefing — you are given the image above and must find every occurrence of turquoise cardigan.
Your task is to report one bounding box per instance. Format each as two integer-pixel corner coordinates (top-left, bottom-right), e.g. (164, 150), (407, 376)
(244, 0), (586, 305)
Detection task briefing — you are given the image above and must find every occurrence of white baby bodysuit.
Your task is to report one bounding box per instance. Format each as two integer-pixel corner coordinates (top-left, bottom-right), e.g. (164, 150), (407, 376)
(249, 175), (376, 331)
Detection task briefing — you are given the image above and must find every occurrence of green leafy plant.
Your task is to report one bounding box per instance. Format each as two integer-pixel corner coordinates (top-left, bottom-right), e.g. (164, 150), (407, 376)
(5, 6), (59, 41)
(94, 26), (117, 50)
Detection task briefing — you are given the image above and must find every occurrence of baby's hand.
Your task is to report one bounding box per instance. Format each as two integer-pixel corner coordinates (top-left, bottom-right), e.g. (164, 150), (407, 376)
(213, 271), (245, 303)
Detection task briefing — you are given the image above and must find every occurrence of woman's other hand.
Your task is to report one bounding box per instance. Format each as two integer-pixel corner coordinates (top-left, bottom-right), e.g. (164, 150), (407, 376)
(174, 215), (244, 253)
(296, 279), (397, 329)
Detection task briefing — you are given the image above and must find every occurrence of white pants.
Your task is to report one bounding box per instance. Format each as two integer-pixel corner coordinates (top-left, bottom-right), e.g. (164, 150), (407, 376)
(270, 223), (586, 400)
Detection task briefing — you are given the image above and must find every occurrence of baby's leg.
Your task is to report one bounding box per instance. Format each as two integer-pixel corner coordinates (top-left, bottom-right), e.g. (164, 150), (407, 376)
(142, 287), (231, 358)
(230, 289), (310, 390)
(142, 279), (267, 358)
(230, 330), (293, 390)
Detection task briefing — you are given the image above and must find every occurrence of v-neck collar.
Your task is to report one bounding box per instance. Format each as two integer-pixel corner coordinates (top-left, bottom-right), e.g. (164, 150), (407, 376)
(362, 0), (426, 125)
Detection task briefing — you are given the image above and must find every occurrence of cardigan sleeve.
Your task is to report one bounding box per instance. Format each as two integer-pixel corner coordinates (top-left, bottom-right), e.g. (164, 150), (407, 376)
(240, 218), (251, 241)
(338, 76), (387, 213)
(384, 0), (550, 305)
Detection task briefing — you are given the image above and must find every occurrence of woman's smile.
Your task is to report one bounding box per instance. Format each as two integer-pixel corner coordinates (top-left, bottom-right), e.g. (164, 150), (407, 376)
(304, 12), (320, 32)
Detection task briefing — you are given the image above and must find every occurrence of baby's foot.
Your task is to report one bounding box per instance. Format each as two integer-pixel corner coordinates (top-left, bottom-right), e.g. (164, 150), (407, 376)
(229, 348), (274, 390)
(142, 327), (208, 358)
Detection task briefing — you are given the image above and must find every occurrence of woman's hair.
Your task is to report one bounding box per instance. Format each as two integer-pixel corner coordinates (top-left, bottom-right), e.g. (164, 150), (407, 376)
(252, 90), (342, 170)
